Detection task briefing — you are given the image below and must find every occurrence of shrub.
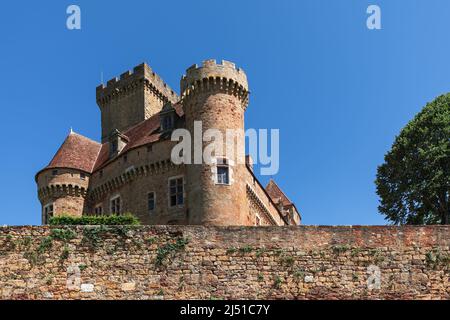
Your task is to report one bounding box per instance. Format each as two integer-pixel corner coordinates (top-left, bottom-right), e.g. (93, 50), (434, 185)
(48, 213), (140, 226)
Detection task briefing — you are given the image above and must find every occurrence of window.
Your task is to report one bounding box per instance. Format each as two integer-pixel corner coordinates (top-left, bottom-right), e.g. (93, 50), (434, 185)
(256, 214), (261, 226)
(44, 203), (54, 224)
(52, 169), (58, 176)
(80, 173), (86, 180)
(110, 196), (121, 214)
(216, 158), (230, 185)
(169, 177), (184, 207)
(95, 205), (103, 215)
(161, 115), (174, 131)
(111, 140), (118, 153)
(148, 192), (156, 212)
(147, 145), (153, 152)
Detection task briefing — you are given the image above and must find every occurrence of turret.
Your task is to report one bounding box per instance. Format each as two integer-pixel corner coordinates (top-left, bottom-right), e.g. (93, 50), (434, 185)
(96, 63), (179, 143)
(181, 59), (250, 225)
(35, 131), (101, 224)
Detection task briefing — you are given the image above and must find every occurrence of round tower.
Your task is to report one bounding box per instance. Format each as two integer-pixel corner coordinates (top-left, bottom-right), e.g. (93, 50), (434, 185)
(36, 168), (90, 224)
(35, 131), (100, 224)
(181, 59), (250, 225)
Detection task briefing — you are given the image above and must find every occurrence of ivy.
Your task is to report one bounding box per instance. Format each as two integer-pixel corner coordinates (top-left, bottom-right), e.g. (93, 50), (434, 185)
(50, 228), (77, 242)
(426, 249), (449, 269)
(154, 237), (189, 268)
(273, 276), (283, 289)
(238, 245), (253, 254)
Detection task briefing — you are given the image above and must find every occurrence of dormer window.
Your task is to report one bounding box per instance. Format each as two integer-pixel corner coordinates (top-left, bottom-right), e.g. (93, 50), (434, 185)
(111, 140), (118, 153)
(109, 129), (128, 158)
(160, 102), (177, 132)
(161, 115), (174, 131)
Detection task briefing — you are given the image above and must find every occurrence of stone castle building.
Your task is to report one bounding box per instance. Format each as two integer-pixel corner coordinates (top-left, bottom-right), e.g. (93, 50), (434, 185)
(35, 60), (301, 226)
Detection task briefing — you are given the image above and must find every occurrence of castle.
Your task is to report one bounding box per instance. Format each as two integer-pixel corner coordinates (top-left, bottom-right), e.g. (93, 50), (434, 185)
(35, 60), (301, 226)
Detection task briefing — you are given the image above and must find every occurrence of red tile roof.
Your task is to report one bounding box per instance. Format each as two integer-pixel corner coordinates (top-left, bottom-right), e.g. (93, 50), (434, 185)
(39, 104), (186, 176)
(44, 131), (102, 173)
(92, 103), (184, 171)
(265, 179), (294, 208)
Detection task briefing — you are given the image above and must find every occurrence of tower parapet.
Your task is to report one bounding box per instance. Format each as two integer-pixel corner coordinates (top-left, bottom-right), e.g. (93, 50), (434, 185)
(181, 59), (249, 109)
(96, 63), (180, 143)
(96, 63), (179, 104)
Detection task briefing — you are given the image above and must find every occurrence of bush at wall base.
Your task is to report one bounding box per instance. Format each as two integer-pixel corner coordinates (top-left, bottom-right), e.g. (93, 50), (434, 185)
(48, 213), (140, 225)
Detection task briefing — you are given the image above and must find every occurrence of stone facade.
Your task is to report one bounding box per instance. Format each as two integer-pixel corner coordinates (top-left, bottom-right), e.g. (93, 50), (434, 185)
(0, 225), (448, 299)
(36, 59), (301, 226)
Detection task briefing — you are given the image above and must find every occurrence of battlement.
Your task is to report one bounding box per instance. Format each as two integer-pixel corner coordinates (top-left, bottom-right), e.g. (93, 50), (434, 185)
(96, 63), (179, 104)
(180, 59), (248, 97)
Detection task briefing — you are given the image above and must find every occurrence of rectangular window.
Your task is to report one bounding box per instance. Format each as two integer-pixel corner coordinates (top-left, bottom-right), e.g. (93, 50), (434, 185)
(80, 173), (86, 180)
(52, 169), (58, 176)
(169, 177), (184, 207)
(44, 203), (54, 224)
(216, 159), (230, 185)
(148, 192), (156, 212)
(162, 115), (174, 131)
(110, 196), (121, 214)
(256, 214), (261, 226)
(111, 140), (118, 153)
(94, 205), (103, 215)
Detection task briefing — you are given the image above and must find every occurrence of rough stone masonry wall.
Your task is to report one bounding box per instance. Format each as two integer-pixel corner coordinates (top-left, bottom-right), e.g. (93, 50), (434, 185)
(0, 225), (448, 300)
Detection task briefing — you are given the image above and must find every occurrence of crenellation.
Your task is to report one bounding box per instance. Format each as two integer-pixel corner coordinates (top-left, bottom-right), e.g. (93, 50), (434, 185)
(180, 60), (249, 111)
(120, 70), (133, 80)
(96, 62), (178, 103)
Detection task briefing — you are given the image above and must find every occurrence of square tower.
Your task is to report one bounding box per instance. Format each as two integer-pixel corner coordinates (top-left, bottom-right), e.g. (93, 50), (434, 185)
(96, 63), (179, 143)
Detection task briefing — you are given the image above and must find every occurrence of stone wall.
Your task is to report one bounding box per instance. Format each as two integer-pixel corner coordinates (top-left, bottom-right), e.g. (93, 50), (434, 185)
(87, 140), (187, 225)
(0, 225), (448, 300)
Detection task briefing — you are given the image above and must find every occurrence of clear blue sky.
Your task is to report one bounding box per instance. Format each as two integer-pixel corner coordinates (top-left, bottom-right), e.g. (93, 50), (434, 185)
(1, 0), (449, 225)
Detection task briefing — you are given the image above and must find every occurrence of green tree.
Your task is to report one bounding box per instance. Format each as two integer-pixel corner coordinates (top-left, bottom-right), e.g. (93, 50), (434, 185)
(376, 93), (450, 225)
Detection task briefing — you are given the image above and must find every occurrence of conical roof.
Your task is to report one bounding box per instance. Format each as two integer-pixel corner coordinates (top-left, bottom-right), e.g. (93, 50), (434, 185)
(44, 131), (101, 173)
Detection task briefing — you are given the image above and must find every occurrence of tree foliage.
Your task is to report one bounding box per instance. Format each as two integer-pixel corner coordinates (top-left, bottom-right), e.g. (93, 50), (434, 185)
(376, 93), (450, 225)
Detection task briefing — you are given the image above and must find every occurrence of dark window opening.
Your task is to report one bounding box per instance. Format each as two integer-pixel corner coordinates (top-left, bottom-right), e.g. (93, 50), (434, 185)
(161, 115), (174, 131)
(95, 206), (103, 215)
(110, 196), (121, 214)
(148, 192), (156, 212)
(111, 140), (118, 153)
(169, 177), (184, 207)
(44, 204), (54, 224)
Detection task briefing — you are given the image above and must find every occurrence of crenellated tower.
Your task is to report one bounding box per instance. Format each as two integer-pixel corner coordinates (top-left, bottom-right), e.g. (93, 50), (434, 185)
(181, 59), (250, 225)
(96, 63), (179, 143)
